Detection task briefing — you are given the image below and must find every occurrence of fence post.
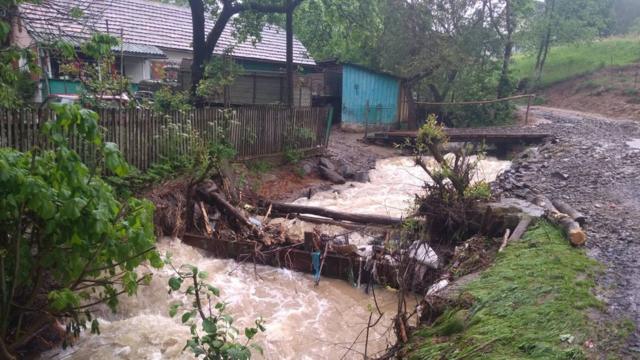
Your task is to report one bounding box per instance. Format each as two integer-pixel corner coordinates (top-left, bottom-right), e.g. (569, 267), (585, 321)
(324, 106), (333, 147)
(525, 94), (534, 125)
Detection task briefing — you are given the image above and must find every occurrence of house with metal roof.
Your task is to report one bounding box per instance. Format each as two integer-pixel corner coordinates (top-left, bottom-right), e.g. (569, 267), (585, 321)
(14, 0), (316, 104)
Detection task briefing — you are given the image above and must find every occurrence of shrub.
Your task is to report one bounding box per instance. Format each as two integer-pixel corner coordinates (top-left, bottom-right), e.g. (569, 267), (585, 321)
(0, 104), (162, 359)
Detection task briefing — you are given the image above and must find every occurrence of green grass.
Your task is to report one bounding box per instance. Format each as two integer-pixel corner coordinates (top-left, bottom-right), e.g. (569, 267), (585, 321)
(513, 36), (640, 88)
(409, 222), (617, 360)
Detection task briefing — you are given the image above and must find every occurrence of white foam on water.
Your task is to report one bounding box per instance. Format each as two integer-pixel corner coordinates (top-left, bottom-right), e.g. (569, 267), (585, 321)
(627, 138), (640, 150)
(293, 155), (511, 224)
(42, 238), (402, 360)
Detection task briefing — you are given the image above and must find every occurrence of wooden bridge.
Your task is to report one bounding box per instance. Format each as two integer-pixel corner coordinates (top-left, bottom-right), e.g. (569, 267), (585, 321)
(367, 127), (552, 145)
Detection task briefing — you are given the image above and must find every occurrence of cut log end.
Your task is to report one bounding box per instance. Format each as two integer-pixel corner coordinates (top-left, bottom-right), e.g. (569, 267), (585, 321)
(568, 229), (587, 247)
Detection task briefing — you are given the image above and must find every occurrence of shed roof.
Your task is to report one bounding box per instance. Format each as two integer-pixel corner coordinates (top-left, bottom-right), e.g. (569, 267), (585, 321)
(19, 0), (315, 66)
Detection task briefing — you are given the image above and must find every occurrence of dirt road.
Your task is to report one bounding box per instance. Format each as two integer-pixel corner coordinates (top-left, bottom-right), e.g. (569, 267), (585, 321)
(495, 106), (640, 356)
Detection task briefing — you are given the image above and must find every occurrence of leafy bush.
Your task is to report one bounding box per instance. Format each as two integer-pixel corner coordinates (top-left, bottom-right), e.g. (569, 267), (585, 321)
(412, 114), (488, 243)
(284, 148), (303, 164)
(57, 34), (132, 109)
(445, 101), (515, 128)
(153, 87), (193, 114)
(167, 261), (265, 359)
(197, 55), (244, 101)
(283, 127), (315, 164)
(0, 104), (162, 359)
(248, 160), (272, 174)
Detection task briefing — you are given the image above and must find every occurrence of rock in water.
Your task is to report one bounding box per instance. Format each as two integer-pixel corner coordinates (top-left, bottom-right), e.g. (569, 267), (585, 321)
(318, 157), (335, 171)
(353, 171), (370, 183)
(319, 165), (346, 184)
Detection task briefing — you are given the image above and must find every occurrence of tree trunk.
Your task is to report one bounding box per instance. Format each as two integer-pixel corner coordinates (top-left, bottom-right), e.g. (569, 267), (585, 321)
(551, 200), (586, 226)
(535, 0), (556, 81)
(527, 192), (587, 246)
(497, 0), (514, 98)
(189, 0), (234, 96)
(286, 2), (295, 107)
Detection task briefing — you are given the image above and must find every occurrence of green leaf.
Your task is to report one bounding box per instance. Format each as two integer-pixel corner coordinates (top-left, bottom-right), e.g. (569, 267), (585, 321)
(182, 311), (193, 324)
(168, 276), (183, 291)
(90, 319), (100, 335)
(207, 285), (220, 297)
(169, 303), (180, 317)
(245, 327), (258, 340)
(203, 318), (217, 334)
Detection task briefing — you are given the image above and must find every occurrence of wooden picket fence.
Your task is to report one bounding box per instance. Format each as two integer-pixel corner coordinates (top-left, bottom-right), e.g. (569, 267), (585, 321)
(0, 106), (331, 171)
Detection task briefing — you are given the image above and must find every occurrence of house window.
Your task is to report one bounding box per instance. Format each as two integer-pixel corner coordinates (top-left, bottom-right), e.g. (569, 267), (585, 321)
(150, 61), (165, 80)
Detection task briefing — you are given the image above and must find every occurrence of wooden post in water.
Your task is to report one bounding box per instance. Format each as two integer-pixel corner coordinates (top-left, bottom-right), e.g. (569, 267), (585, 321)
(525, 94), (534, 125)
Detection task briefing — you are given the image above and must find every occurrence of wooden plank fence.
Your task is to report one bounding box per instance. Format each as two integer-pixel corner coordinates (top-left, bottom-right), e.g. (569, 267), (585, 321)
(0, 106), (331, 171)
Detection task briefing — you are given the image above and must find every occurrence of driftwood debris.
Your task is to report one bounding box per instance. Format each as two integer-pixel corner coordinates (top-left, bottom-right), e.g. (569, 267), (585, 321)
(551, 200), (586, 226)
(198, 201), (214, 236)
(498, 229), (512, 253)
(263, 201), (403, 226)
(196, 182), (263, 238)
(526, 192), (586, 246)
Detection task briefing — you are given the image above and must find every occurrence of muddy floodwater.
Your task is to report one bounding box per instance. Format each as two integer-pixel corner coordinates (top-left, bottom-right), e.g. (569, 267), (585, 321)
(42, 156), (510, 360)
(43, 238), (404, 360)
(294, 156), (512, 218)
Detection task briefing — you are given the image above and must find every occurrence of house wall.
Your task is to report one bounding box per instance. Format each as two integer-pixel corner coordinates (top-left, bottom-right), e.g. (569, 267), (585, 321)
(341, 64), (400, 129)
(162, 49), (192, 63)
(124, 57), (147, 83)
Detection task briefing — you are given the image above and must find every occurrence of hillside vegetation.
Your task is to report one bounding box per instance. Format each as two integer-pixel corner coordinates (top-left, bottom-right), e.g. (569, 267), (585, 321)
(513, 36), (640, 88)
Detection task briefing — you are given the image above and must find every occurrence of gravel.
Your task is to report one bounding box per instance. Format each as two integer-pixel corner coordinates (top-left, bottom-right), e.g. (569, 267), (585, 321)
(494, 107), (640, 357)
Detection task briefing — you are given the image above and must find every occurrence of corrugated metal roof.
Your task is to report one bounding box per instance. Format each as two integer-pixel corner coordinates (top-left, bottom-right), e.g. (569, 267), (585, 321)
(19, 0), (315, 65)
(31, 33), (166, 58)
(119, 43), (166, 58)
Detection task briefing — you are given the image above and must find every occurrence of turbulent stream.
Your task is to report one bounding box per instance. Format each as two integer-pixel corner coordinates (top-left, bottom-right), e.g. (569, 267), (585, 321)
(42, 156), (510, 360)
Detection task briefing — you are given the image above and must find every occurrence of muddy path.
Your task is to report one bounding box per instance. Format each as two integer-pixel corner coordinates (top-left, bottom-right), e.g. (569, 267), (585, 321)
(494, 106), (640, 356)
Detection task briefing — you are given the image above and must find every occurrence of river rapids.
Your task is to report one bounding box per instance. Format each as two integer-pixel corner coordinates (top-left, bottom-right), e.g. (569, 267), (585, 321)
(42, 156), (510, 360)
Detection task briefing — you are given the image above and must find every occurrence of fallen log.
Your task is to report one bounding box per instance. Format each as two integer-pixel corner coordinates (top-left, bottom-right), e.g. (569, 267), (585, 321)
(263, 201), (403, 226)
(508, 216), (532, 242)
(297, 214), (375, 231)
(551, 200), (586, 226)
(525, 192), (586, 246)
(196, 182), (262, 238)
(547, 211), (587, 246)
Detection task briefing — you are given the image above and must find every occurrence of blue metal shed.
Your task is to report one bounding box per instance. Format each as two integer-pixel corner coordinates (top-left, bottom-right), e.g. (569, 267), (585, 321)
(341, 64), (400, 127)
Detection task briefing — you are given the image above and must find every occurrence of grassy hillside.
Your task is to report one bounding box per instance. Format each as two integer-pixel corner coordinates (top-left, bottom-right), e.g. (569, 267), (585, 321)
(513, 36), (640, 88)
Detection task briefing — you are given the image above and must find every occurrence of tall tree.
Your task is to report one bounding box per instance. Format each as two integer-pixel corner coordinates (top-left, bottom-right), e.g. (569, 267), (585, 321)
(293, 0), (385, 67)
(188, 0), (302, 94)
(525, 0), (613, 81)
(486, 0), (534, 98)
